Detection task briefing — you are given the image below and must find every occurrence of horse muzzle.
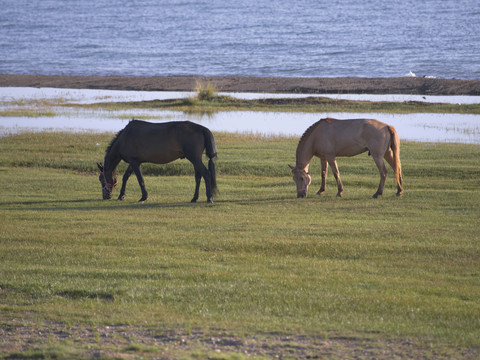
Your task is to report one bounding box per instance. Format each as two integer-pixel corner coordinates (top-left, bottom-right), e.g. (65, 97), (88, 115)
(297, 191), (307, 198)
(102, 187), (113, 200)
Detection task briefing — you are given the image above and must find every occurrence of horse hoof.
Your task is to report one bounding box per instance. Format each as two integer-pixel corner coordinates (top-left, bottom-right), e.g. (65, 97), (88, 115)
(191, 198), (198, 203)
(138, 197), (147, 202)
(117, 195), (125, 201)
(207, 199), (214, 204)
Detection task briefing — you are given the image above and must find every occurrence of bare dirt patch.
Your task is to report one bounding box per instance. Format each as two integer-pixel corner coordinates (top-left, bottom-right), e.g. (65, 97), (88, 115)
(1, 321), (478, 359)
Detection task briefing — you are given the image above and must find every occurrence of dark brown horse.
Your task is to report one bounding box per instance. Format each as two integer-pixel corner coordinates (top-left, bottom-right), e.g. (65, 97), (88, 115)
(290, 118), (403, 198)
(97, 120), (217, 203)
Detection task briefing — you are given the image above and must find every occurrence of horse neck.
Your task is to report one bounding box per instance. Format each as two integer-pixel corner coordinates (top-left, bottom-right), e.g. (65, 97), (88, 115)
(104, 145), (121, 178)
(296, 131), (315, 171)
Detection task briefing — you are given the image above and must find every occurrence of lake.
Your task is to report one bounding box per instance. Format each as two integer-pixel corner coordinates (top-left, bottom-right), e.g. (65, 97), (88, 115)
(1, 0), (479, 79)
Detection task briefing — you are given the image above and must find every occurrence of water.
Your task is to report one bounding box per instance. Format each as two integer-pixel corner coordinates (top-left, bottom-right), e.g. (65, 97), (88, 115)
(3, 111), (479, 145)
(1, 88), (478, 144)
(2, 87), (480, 104)
(1, 88), (479, 143)
(1, 0), (479, 79)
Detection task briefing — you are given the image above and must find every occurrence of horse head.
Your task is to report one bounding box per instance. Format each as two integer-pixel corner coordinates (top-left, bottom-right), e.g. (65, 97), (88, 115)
(97, 162), (117, 200)
(289, 165), (311, 198)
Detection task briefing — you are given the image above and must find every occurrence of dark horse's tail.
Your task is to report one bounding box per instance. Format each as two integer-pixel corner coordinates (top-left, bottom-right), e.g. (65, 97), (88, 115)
(203, 127), (218, 195)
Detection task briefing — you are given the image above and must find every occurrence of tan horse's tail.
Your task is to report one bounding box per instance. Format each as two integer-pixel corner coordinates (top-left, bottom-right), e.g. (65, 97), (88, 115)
(388, 125), (403, 195)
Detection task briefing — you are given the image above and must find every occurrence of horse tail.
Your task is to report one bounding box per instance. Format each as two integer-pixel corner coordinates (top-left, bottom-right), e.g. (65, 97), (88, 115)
(208, 157), (218, 195)
(203, 127), (218, 195)
(388, 125), (403, 195)
(203, 127), (217, 160)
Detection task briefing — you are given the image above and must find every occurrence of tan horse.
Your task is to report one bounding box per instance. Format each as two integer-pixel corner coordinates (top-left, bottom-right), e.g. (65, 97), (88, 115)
(289, 118), (403, 198)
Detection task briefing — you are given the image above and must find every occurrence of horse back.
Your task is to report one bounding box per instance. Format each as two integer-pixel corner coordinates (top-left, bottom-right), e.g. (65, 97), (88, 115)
(315, 118), (391, 157)
(116, 120), (210, 164)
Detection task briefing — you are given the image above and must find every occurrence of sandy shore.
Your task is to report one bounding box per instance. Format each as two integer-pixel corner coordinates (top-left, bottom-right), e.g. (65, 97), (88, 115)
(1, 74), (479, 95)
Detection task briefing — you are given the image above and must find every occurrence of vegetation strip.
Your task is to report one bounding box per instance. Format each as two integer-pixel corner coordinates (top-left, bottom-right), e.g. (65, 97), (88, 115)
(2, 94), (480, 117)
(86, 95), (480, 114)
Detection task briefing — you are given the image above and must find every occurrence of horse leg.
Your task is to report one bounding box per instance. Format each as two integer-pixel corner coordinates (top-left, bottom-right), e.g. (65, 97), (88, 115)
(191, 169), (201, 203)
(372, 156), (388, 199)
(201, 164), (213, 204)
(118, 165), (134, 200)
(316, 158), (328, 195)
(384, 149), (403, 196)
(131, 162), (148, 202)
(190, 158), (213, 203)
(327, 158), (343, 197)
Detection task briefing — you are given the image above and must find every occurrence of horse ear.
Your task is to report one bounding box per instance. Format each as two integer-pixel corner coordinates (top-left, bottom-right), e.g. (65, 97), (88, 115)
(288, 164), (295, 170)
(97, 162), (104, 172)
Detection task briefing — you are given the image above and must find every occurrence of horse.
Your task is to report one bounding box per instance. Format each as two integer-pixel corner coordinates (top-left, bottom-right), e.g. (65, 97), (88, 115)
(289, 118), (403, 199)
(97, 120), (217, 203)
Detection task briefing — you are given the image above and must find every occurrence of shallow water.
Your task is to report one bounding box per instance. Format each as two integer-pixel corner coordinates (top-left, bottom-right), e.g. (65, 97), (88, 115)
(1, 88), (479, 144)
(2, 87), (480, 105)
(2, 110), (479, 144)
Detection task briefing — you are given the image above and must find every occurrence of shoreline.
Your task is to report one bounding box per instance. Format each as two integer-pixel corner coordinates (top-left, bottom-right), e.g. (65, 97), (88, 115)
(1, 74), (480, 95)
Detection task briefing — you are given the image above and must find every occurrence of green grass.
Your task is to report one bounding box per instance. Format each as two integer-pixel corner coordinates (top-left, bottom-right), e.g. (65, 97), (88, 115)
(1, 132), (479, 359)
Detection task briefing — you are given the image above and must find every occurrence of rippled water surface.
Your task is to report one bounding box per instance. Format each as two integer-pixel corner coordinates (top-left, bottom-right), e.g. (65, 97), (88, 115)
(1, 0), (479, 79)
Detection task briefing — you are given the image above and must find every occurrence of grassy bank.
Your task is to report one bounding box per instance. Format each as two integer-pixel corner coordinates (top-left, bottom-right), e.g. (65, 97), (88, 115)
(2, 94), (480, 119)
(100, 95), (480, 114)
(1, 132), (479, 359)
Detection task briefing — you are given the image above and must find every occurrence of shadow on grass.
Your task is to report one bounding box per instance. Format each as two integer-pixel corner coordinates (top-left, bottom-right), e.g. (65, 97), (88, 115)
(0, 195), (306, 212)
(1, 198), (198, 211)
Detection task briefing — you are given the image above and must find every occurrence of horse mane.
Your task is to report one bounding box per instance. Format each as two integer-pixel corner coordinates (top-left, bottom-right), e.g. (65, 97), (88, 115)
(296, 118), (333, 160)
(105, 128), (124, 158)
(105, 120), (138, 158)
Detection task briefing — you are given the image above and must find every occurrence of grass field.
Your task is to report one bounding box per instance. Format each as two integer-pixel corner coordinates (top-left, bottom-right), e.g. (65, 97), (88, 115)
(1, 131), (479, 359)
